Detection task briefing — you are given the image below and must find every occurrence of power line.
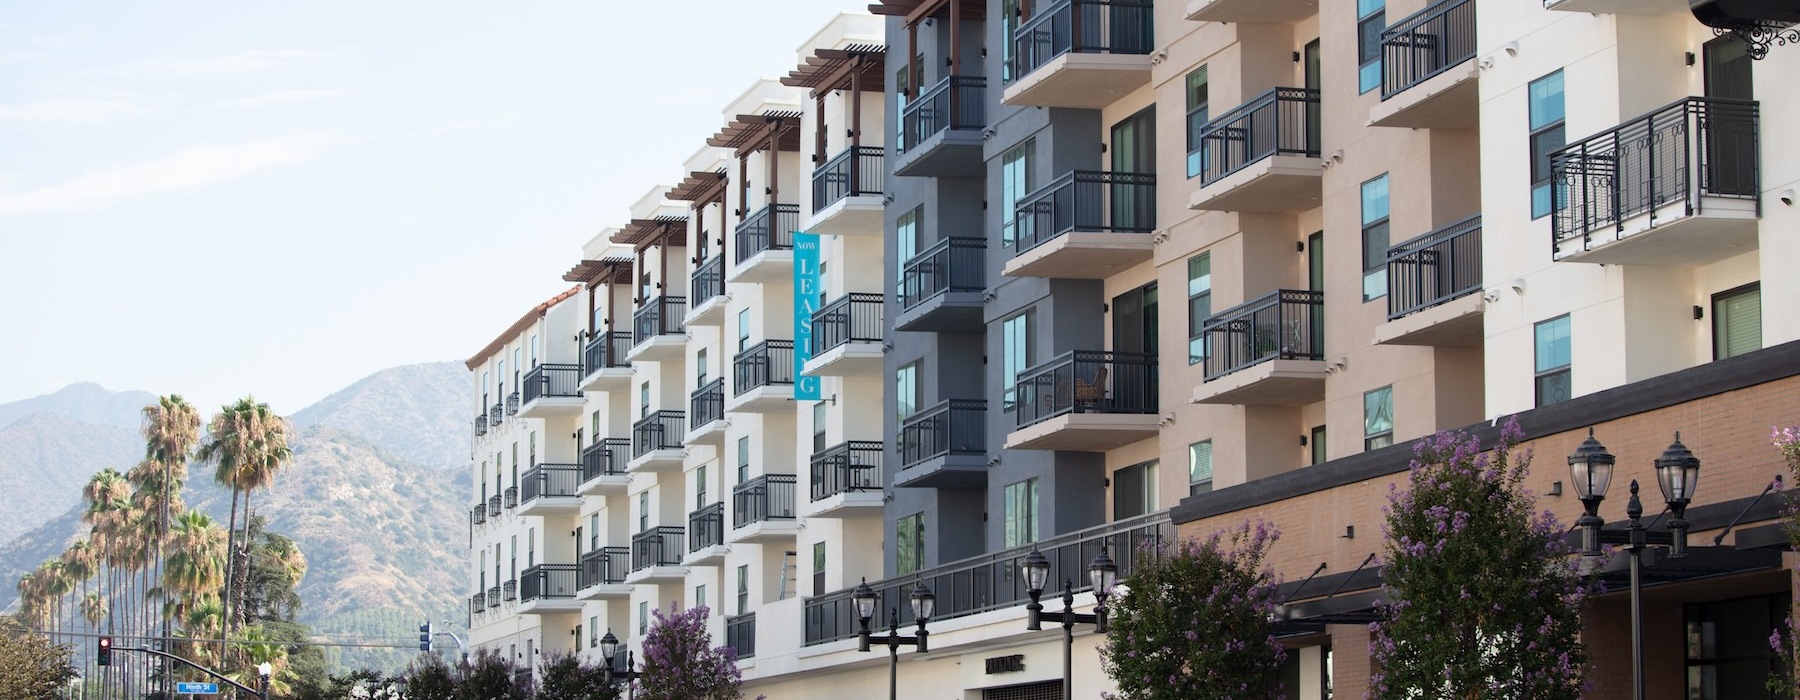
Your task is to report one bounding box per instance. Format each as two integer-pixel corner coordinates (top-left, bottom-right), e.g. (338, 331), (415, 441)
(20, 626), (416, 650)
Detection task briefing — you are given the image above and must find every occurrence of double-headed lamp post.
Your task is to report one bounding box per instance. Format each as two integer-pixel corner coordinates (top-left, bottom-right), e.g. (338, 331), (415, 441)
(258, 661), (272, 700)
(597, 630), (641, 687)
(1022, 546), (1119, 700)
(853, 579), (935, 700)
(1568, 429), (1701, 700)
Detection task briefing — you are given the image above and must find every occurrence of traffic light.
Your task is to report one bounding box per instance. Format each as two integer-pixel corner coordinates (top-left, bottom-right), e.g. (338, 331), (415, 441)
(418, 622), (433, 651)
(97, 636), (112, 666)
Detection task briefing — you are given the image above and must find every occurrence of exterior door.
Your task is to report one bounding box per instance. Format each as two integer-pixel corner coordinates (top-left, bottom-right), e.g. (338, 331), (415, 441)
(1305, 39), (1323, 151)
(1110, 283), (1158, 412)
(1109, 107), (1157, 231)
(1703, 36), (1756, 196)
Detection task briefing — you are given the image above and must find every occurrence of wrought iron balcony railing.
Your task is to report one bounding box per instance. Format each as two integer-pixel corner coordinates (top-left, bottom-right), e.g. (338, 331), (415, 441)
(898, 399), (986, 469)
(519, 564), (579, 602)
(474, 414), (488, 437)
(1009, 0), (1154, 80)
(522, 364), (582, 404)
(691, 254), (725, 308)
(736, 203), (800, 264)
(1014, 170), (1156, 253)
(486, 586), (500, 609)
(578, 547), (630, 588)
(901, 76), (986, 152)
(733, 474), (797, 529)
(1014, 350), (1159, 428)
(633, 296), (687, 345)
(489, 403), (504, 427)
(470, 593), (484, 615)
(689, 502), (725, 552)
(487, 496), (502, 517)
(812, 147), (885, 213)
(1199, 290), (1325, 380)
(811, 294), (884, 355)
(726, 613), (757, 659)
(810, 441), (881, 501)
(506, 392), (520, 416)
(582, 438), (629, 482)
(899, 237), (985, 309)
(1380, 0), (1476, 100)
(470, 503), (487, 526)
(502, 579), (517, 602)
(631, 527), (685, 571)
(520, 463), (581, 502)
(690, 378), (725, 432)
(733, 340), (795, 395)
(1387, 215), (1482, 320)
(503, 485), (518, 510)
(1192, 87), (1321, 186)
(632, 410), (685, 459)
(583, 331), (633, 376)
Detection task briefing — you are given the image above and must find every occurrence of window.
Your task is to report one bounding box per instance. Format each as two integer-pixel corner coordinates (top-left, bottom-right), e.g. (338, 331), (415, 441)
(736, 436), (750, 484)
(526, 528), (536, 567)
(696, 348), (709, 387)
(1364, 386), (1394, 450)
(530, 335), (539, 365)
(637, 491), (649, 533)
(896, 207), (921, 301)
(1685, 593), (1790, 698)
(1529, 71), (1566, 219)
(1002, 0), (1023, 81)
(1003, 478), (1039, 547)
(695, 584), (707, 610)
(1534, 315), (1572, 406)
(1000, 140), (1035, 247)
(589, 615), (598, 648)
(1114, 461), (1158, 519)
(813, 401), (828, 453)
(1310, 425), (1327, 466)
(1361, 174), (1390, 301)
(1358, 0), (1385, 94)
(588, 514), (599, 550)
(812, 542), (827, 596)
(639, 382), (650, 418)
(1189, 441), (1214, 496)
(896, 362), (921, 423)
(896, 513), (925, 575)
(574, 623), (583, 650)
(736, 565), (749, 614)
(1713, 283), (1762, 359)
(737, 309), (751, 352)
(1187, 253), (1212, 364)
(695, 465), (708, 510)
(1002, 310), (1035, 411)
(589, 411), (600, 445)
(1185, 65), (1209, 178)
(638, 601), (648, 635)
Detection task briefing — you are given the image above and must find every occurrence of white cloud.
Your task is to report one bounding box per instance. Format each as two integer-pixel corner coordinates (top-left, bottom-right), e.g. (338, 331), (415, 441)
(0, 98), (144, 122)
(213, 89), (344, 109)
(0, 132), (341, 217)
(125, 49), (340, 76)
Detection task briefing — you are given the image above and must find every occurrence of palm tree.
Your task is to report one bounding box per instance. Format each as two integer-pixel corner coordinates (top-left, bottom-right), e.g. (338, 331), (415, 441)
(141, 393), (200, 687)
(195, 397), (292, 644)
(227, 624), (293, 695)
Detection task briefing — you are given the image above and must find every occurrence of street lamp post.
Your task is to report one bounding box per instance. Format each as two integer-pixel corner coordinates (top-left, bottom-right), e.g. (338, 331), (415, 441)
(853, 579), (935, 700)
(1568, 430), (1701, 700)
(257, 662), (272, 700)
(597, 630), (641, 692)
(1021, 546), (1119, 700)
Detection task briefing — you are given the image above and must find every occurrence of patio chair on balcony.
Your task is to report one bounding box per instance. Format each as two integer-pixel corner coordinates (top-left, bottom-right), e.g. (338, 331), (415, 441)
(1074, 366), (1109, 408)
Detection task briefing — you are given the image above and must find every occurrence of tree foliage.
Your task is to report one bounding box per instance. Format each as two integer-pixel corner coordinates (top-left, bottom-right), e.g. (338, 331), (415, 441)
(1100, 522), (1286, 700)
(1370, 422), (1588, 699)
(0, 615), (76, 699)
(637, 604), (746, 700)
(1765, 426), (1800, 695)
(535, 652), (621, 700)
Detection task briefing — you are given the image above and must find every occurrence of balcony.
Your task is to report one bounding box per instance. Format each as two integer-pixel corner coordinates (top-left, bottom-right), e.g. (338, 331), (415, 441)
(578, 438), (631, 496)
(894, 76), (986, 177)
(486, 586), (500, 609)
(728, 340), (795, 413)
(502, 579), (517, 602)
(627, 527), (688, 584)
(1006, 171), (1156, 279)
(1551, 97), (1760, 266)
(629, 411), (685, 473)
(1004, 0), (1154, 109)
(629, 296), (688, 363)
(688, 255), (728, 326)
(1370, 0), (1478, 129)
(580, 332), (634, 391)
(503, 485), (518, 510)
(489, 402), (503, 430)
(1544, 0), (1686, 15)
(474, 414), (488, 438)
(470, 503), (487, 526)
(1185, 0), (1316, 23)
(896, 400), (987, 488)
(896, 237), (985, 332)
(802, 441), (883, 518)
(1193, 290), (1326, 405)
(1189, 87), (1322, 213)
(730, 204), (799, 284)
(469, 593), (484, 617)
(730, 474), (800, 544)
(1375, 215), (1484, 347)
(518, 463), (582, 516)
(685, 502), (729, 566)
(518, 564), (582, 614)
(805, 294), (884, 377)
(687, 378), (728, 445)
(805, 511), (1171, 645)
(805, 147), (885, 236)
(487, 496), (502, 518)
(577, 546), (632, 600)
(726, 613), (757, 660)
(520, 364), (583, 418)
(1007, 351), (1160, 451)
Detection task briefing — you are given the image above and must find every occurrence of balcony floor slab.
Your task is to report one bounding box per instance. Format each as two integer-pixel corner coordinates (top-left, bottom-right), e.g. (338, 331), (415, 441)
(1554, 202), (1759, 266)
(1370, 61), (1479, 130)
(1004, 413), (1160, 452)
(799, 490), (885, 519)
(624, 566), (689, 585)
(1545, 0), (1686, 13)
(726, 385), (795, 413)
(894, 130), (984, 178)
(687, 295), (730, 327)
(578, 368), (633, 392)
(626, 336), (687, 364)
(627, 449), (686, 474)
(576, 583), (632, 601)
(1374, 293), (1483, 347)
(894, 292), (985, 333)
(803, 342), (884, 378)
(686, 419), (729, 446)
(1186, 0), (1318, 23)
(683, 545), (731, 567)
(518, 397), (583, 419)
(516, 497), (581, 517)
(578, 474), (631, 497)
(727, 520), (804, 545)
(1002, 53), (1152, 109)
(516, 598), (583, 615)
(1190, 156), (1323, 212)
(893, 453), (988, 489)
(726, 250), (795, 285)
(1002, 231), (1153, 279)
(1192, 359), (1328, 405)
(804, 196), (883, 236)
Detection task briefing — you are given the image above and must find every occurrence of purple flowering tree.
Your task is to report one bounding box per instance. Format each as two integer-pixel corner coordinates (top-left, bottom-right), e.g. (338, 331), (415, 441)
(1369, 421), (1588, 699)
(1099, 521), (1286, 700)
(1765, 425), (1800, 695)
(636, 604), (749, 700)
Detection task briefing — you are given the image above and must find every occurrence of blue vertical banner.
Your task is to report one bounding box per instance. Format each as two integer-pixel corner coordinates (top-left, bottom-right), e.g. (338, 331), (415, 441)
(793, 232), (822, 401)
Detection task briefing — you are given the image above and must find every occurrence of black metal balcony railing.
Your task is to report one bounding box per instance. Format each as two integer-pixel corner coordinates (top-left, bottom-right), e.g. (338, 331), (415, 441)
(736, 203), (800, 264)
(805, 511), (1172, 645)
(487, 586), (500, 609)
(900, 237), (985, 309)
(691, 254), (725, 308)
(1380, 0), (1476, 100)
(726, 613), (757, 659)
(1010, 0), (1154, 80)
(632, 527), (685, 571)
(506, 392), (520, 416)
(578, 546), (630, 589)
(810, 441), (882, 501)
(470, 593), (484, 615)
(1193, 87), (1322, 186)
(1014, 350), (1159, 428)
(733, 474), (798, 529)
(733, 340), (796, 395)
(1014, 171), (1156, 253)
(503, 485), (518, 510)
(519, 564), (579, 602)
(632, 410), (685, 459)
(474, 414), (488, 437)
(812, 294), (884, 355)
(901, 76), (986, 152)
(1551, 97), (1759, 256)
(522, 364), (582, 404)
(520, 463), (581, 502)
(487, 496), (502, 517)
(490, 402), (504, 427)
(690, 378), (725, 432)
(813, 147), (886, 213)
(583, 331), (633, 377)
(581, 438), (629, 482)
(470, 503), (487, 526)
(899, 400), (987, 469)
(1387, 215), (1482, 321)
(689, 502), (725, 552)
(502, 579), (517, 602)
(1199, 290), (1325, 380)
(633, 296), (688, 345)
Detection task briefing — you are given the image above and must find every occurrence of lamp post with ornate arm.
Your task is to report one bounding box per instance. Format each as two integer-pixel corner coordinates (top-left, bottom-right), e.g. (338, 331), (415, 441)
(1021, 546), (1119, 700)
(854, 579), (935, 700)
(597, 629), (641, 692)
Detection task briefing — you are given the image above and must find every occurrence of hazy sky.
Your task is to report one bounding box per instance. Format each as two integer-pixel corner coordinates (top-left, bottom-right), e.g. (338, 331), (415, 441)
(0, 1), (871, 415)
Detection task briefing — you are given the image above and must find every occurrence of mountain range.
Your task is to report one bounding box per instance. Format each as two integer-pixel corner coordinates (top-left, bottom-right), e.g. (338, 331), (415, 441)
(0, 362), (471, 672)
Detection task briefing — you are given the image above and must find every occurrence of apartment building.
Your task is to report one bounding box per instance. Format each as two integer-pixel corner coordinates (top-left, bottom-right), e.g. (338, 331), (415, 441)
(464, 0), (1800, 696)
